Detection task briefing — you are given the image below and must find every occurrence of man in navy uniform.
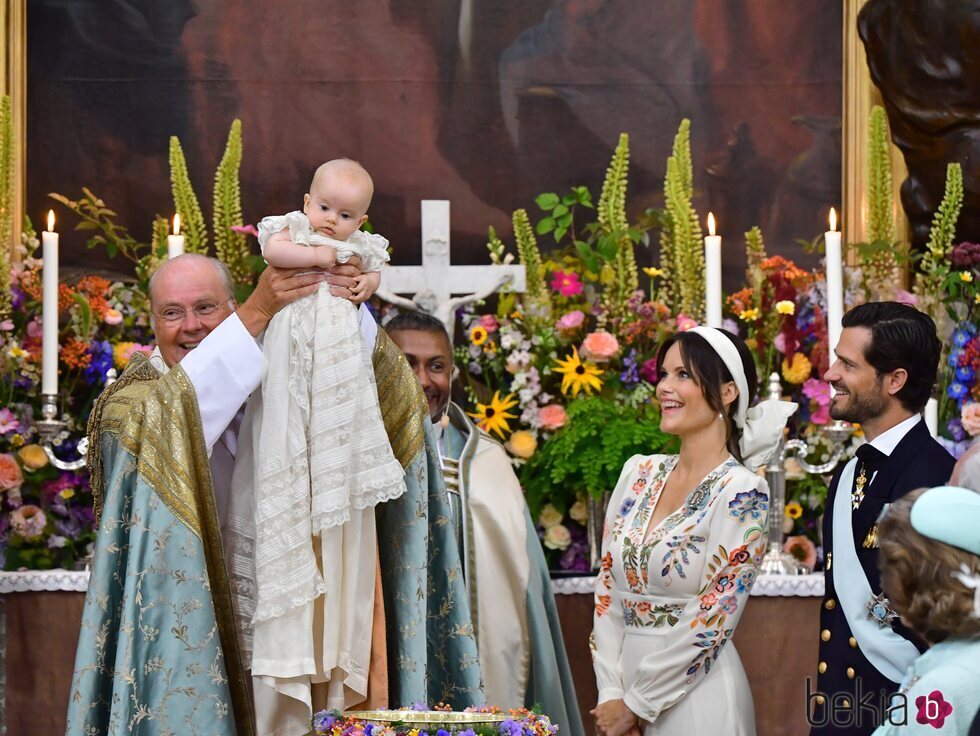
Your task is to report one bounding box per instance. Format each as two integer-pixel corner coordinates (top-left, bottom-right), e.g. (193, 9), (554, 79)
(810, 302), (954, 735)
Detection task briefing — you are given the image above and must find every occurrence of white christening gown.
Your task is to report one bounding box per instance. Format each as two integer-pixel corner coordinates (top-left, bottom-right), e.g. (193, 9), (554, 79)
(592, 453), (769, 736)
(229, 211), (406, 734)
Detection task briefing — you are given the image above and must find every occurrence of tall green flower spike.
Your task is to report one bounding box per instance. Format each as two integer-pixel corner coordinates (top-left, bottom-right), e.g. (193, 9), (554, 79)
(598, 133), (638, 321)
(513, 208), (551, 322)
(744, 225), (767, 297)
(864, 105), (900, 298)
(661, 119), (704, 320)
(212, 119), (249, 283)
(914, 162), (963, 328)
(0, 95), (15, 318)
(169, 135), (208, 253)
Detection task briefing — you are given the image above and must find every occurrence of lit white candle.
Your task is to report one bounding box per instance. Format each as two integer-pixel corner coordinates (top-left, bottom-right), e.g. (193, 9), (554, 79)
(42, 210), (59, 396)
(825, 207), (844, 366)
(167, 213), (185, 259)
(704, 212), (722, 328)
(924, 398), (939, 438)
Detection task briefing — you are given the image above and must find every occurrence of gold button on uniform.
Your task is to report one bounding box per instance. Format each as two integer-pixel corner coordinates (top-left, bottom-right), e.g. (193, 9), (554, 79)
(847, 667), (855, 679)
(825, 599), (836, 610)
(821, 629), (832, 641)
(818, 662), (827, 674)
(849, 637), (858, 648)
(842, 699), (851, 709)
(815, 695), (825, 706)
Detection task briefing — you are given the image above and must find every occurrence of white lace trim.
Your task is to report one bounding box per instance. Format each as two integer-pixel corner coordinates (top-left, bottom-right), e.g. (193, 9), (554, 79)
(246, 287), (406, 624)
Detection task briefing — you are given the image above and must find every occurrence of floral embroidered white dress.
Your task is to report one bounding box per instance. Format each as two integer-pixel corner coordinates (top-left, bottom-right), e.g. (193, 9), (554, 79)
(592, 453), (769, 735)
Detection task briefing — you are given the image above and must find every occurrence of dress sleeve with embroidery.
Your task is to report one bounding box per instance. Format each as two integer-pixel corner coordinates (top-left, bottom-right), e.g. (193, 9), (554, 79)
(623, 468), (769, 724)
(592, 453), (646, 704)
(257, 210), (314, 253)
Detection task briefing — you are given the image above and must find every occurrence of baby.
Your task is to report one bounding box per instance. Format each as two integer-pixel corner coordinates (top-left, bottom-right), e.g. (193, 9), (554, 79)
(230, 159), (405, 725)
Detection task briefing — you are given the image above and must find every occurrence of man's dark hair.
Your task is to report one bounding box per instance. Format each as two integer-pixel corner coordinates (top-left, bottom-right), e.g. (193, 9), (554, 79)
(384, 311), (451, 344)
(841, 301), (941, 413)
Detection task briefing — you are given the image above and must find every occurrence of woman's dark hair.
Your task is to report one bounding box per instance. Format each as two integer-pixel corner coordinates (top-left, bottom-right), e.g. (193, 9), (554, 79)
(841, 302), (941, 413)
(655, 329), (758, 462)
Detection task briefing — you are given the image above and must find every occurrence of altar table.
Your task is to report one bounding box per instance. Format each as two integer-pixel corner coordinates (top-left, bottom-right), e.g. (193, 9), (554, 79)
(0, 571), (822, 736)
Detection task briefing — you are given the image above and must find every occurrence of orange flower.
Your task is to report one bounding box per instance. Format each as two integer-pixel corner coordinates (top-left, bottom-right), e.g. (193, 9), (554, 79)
(58, 283), (78, 312)
(77, 276), (111, 297)
(60, 339), (92, 370)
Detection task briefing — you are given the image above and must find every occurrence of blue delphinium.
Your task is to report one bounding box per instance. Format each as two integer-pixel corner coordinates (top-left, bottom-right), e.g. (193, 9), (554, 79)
(83, 340), (114, 385)
(948, 382), (969, 401)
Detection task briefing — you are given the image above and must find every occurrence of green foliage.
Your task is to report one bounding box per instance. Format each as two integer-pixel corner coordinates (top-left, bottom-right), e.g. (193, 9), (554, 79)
(168, 136), (208, 253)
(519, 396), (677, 516)
(660, 119), (705, 320)
(535, 186), (593, 243)
(49, 188), (148, 264)
(744, 225), (767, 295)
(212, 119), (249, 284)
(595, 133), (639, 322)
(513, 208), (552, 322)
(867, 106), (895, 245)
(915, 163), (963, 324)
(0, 95), (14, 318)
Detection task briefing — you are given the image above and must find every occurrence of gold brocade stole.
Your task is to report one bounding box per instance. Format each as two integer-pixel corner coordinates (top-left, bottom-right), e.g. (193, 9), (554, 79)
(372, 329), (428, 468)
(85, 354), (255, 736)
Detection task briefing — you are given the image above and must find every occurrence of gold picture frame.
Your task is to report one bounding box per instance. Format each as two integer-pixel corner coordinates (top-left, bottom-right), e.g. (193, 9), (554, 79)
(2, 0), (26, 254)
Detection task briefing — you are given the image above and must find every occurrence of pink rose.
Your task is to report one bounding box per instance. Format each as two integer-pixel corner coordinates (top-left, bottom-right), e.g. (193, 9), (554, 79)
(581, 330), (619, 362)
(961, 402), (980, 436)
(479, 314), (499, 333)
(556, 310), (585, 332)
(103, 308), (123, 326)
(0, 453), (23, 490)
(676, 313), (698, 331)
(539, 404), (568, 431)
(784, 535), (817, 571)
(10, 504), (47, 539)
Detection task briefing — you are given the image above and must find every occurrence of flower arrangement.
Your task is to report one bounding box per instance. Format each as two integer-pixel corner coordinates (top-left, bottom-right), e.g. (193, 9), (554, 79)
(0, 225), (153, 569)
(312, 706), (557, 736)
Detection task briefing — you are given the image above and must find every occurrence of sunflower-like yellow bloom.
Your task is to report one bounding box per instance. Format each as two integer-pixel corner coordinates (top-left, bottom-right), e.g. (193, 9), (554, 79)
(785, 501), (804, 519)
(467, 391), (519, 439)
(469, 325), (488, 345)
(739, 308), (760, 322)
(554, 346), (604, 397)
(781, 352), (812, 385)
(775, 300), (796, 315)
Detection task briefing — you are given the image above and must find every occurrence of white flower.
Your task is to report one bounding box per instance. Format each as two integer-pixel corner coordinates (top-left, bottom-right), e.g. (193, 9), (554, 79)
(543, 524), (572, 551)
(569, 500), (588, 524)
(538, 504), (563, 528)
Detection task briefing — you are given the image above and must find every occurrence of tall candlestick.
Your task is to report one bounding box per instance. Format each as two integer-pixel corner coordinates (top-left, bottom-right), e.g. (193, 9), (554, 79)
(168, 213), (185, 259)
(825, 207), (844, 366)
(42, 210), (60, 396)
(704, 212), (722, 328)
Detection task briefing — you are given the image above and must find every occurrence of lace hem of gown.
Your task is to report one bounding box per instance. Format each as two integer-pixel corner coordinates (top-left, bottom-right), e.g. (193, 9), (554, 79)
(250, 286), (406, 624)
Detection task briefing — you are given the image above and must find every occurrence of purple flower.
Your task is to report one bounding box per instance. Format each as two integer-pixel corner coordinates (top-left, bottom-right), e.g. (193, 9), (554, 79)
(956, 365), (976, 383)
(83, 340), (114, 385)
(948, 418), (967, 442)
(0, 408), (20, 434)
(619, 496), (636, 516)
(411, 702), (427, 712)
(619, 349), (639, 388)
(10, 285), (25, 310)
(639, 358), (658, 384)
(499, 719), (523, 736)
(459, 730), (477, 736)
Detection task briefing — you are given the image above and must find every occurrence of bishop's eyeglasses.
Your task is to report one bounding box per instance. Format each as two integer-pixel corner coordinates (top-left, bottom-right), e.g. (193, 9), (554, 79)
(154, 299), (233, 324)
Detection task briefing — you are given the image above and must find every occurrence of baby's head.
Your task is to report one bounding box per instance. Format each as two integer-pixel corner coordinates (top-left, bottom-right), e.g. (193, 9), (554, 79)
(878, 485), (980, 644)
(303, 158), (373, 241)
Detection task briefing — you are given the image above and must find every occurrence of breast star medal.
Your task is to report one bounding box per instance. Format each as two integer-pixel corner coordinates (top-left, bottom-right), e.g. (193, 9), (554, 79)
(866, 591), (898, 628)
(851, 466), (868, 510)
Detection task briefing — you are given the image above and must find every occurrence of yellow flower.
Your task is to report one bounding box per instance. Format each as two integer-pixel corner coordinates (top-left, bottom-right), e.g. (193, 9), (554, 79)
(10, 434), (24, 448)
(467, 391), (519, 439)
(739, 308), (760, 322)
(7, 345), (27, 359)
(554, 346), (604, 397)
(744, 338), (758, 351)
(642, 267), (665, 278)
(469, 325), (488, 346)
(961, 271), (974, 283)
(775, 300), (796, 315)
(17, 444), (49, 471)
(781, 352), (812, 385)
(505, 430), (537, 459)
(483, 340), (498, 356)
(511, 310), (522, 320)
(785, 501), (804, 519)
(975, 293), (980, 305)
(59, 488), (75, 500)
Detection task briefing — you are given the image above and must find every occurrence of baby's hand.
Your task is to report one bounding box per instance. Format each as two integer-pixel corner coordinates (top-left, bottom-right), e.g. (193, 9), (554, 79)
(350, 271), (381, 304)
(316, 244), (337, 269)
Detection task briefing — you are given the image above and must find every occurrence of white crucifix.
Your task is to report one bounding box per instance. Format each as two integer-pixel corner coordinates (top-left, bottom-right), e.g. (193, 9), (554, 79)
(377, 200), (526, 335)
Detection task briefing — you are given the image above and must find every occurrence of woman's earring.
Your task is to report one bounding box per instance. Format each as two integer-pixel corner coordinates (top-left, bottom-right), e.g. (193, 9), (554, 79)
(718, 412), (724, 421)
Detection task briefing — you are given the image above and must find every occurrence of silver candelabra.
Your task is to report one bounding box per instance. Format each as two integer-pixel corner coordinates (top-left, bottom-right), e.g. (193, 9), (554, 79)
(32, 369), (116, 471)
(760, 372), (852, 575)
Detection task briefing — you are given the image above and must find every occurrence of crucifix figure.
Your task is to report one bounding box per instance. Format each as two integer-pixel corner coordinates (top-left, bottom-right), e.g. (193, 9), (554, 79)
(376, 200), (526, 336)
